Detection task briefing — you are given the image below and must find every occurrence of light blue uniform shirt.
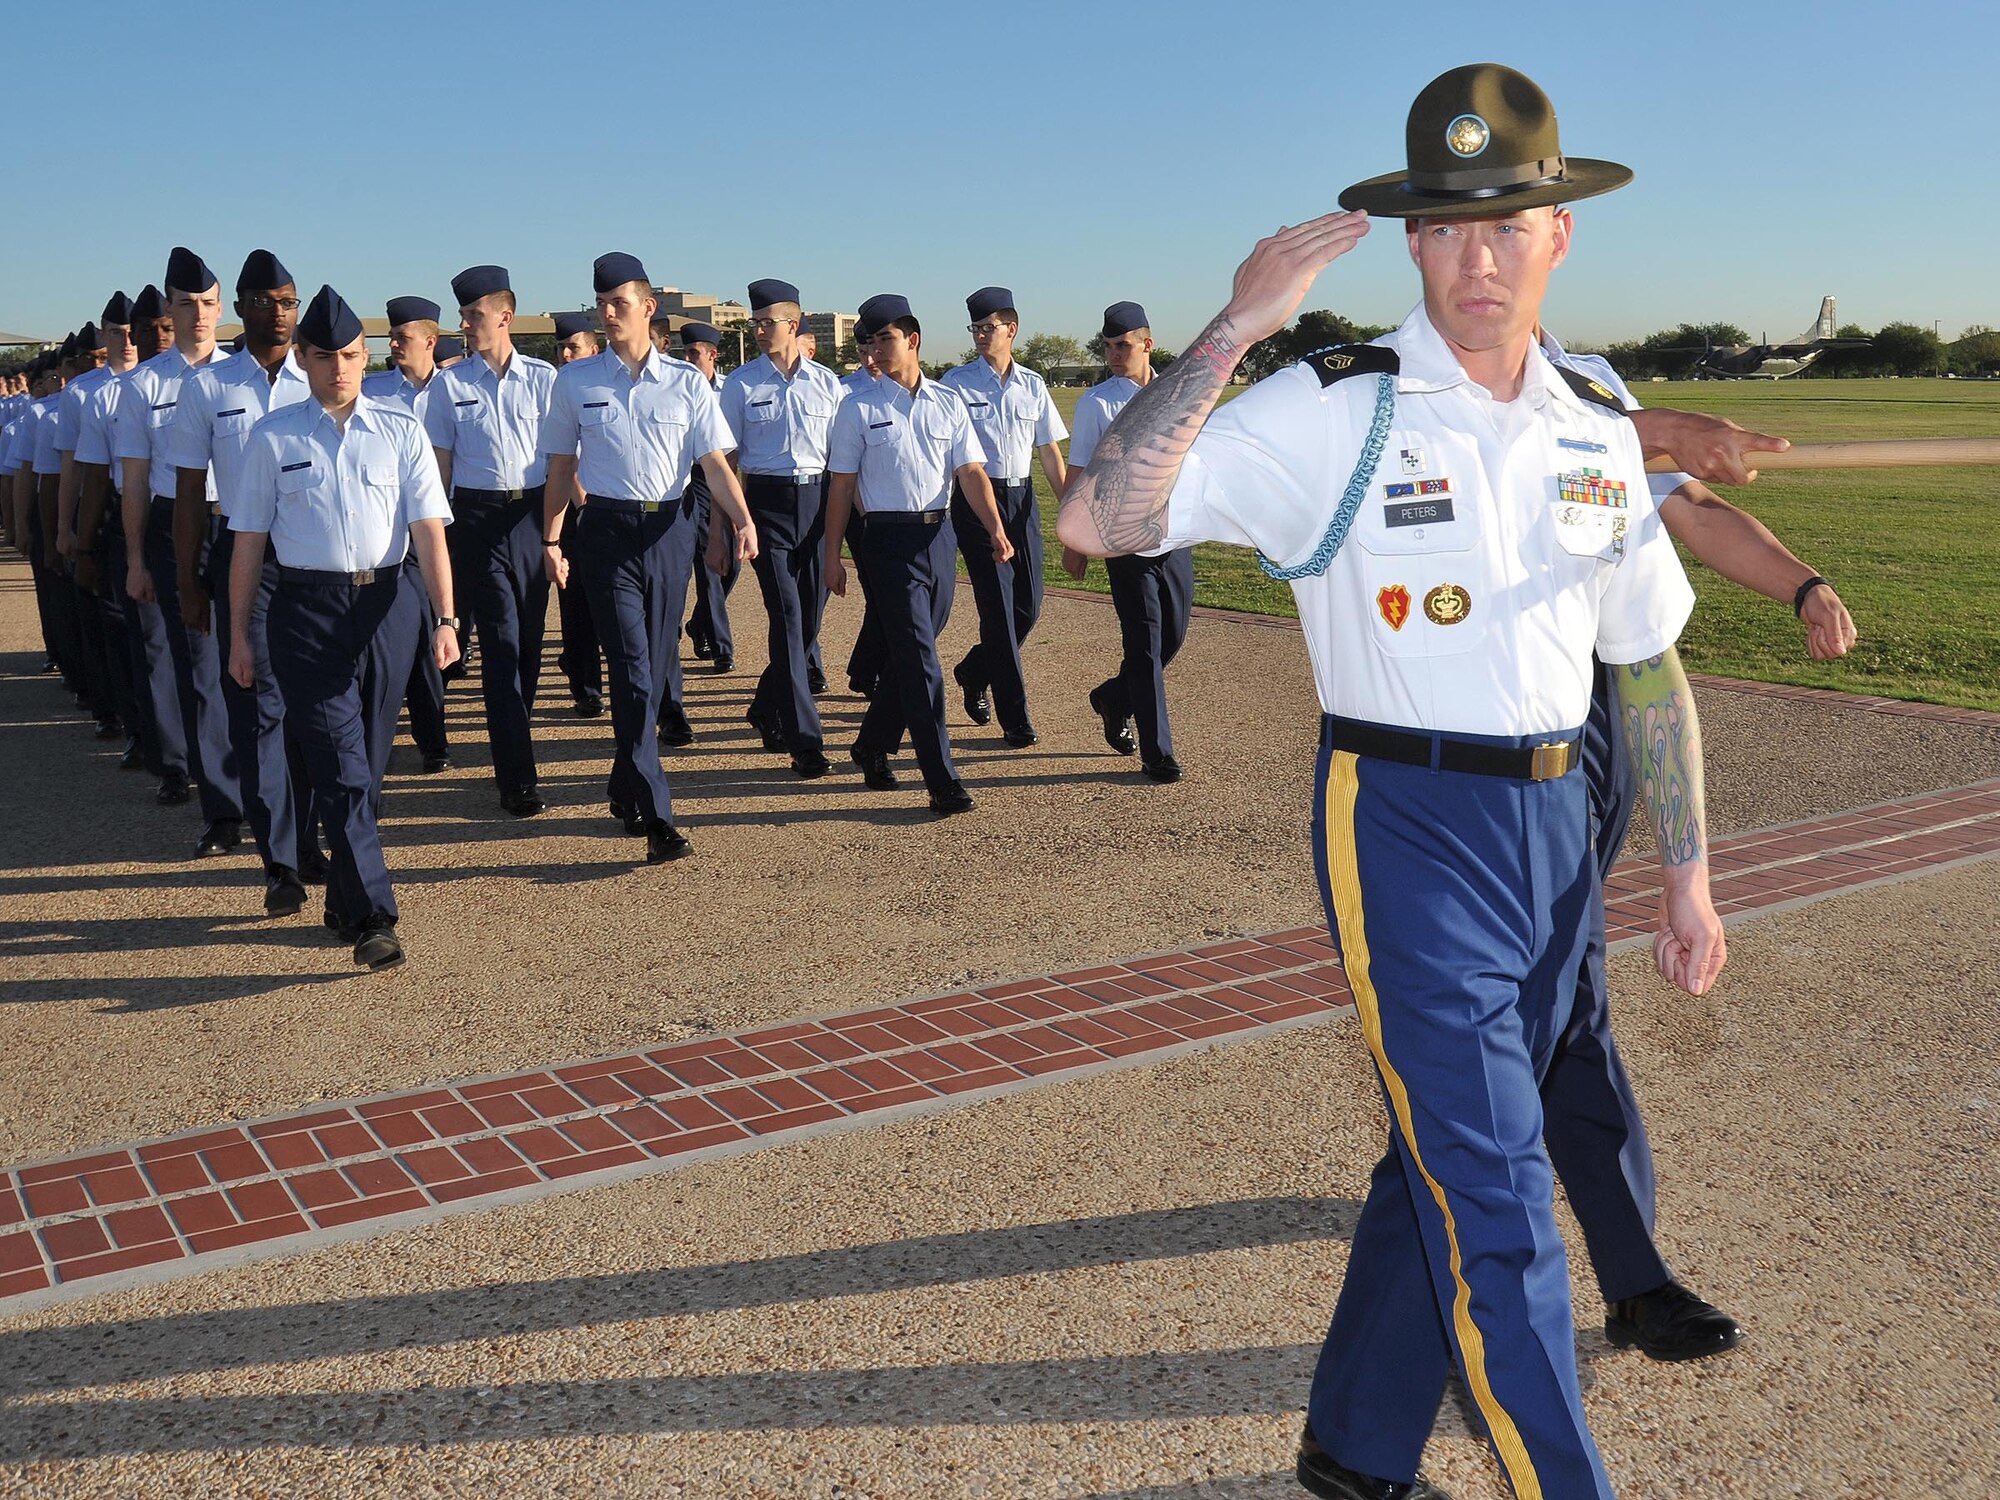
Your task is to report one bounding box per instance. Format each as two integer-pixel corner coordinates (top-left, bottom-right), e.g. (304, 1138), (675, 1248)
(170, 348), (311, 518)
(718, 354), (845, 475)
(1066, 374), (1142, 469)
(231, 395), (452, 572)
(360, 365), (436, 424)
(2, 403), (46, 471)
(539, 347), (735, 503)
(31, 400), (66, 476)
(113, 346), (229, 499)
(53, 365), (115, 455)
(827, 376), (986, 515)
(73, 372), (131, 489)
(937, 357), (1067, 480)
(839, 369), (878, 396)
(422, 350), (556, 490)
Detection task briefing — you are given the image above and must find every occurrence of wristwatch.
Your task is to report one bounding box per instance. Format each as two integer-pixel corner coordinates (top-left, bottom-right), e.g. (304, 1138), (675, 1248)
(436, 615), (461, 631)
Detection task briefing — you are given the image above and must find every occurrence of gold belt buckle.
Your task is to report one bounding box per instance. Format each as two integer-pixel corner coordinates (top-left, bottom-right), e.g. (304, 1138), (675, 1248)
(352, 569), (377, 586)
(639, 500), (663, 513)
(1530, 740), (1572, 781)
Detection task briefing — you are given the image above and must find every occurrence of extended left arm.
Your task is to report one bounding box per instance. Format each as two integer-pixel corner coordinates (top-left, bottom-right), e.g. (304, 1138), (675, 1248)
(1611, 646), (1727, 997)
(1660, 482), (1857, 660)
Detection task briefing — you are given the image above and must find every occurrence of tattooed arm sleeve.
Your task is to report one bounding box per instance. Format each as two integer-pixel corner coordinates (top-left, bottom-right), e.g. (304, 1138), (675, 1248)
(1612, 646), (1708, 867)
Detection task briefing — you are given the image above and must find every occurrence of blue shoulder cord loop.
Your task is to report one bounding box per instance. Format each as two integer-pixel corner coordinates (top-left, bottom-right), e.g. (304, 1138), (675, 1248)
(1257, 372), (1396, 581)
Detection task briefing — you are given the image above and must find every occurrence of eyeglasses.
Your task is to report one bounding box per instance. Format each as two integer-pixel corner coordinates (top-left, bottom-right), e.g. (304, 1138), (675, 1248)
(243, 296), (300, 312)
(967, 321), (1012, 336)
(750, 317), (795, 332)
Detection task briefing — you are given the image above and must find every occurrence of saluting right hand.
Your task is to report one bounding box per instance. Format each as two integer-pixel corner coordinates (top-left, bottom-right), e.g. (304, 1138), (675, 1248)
(1223, 211), (1372, 347)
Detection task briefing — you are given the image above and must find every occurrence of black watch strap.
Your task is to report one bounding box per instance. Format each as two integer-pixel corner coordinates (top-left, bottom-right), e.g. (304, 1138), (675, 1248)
(1792, 576), (1831, 616)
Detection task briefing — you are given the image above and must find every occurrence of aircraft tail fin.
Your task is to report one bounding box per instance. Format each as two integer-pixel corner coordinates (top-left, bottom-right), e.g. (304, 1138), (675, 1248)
(1794, 295), (1838, 344)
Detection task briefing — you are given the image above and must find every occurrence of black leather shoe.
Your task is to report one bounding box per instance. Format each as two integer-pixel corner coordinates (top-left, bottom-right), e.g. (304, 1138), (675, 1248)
(1088, 684), (1137, 756)
(1141, 755), (1184, 784)
(353, 926), (405, 970)
(712, 653), (734, 674)
(156, 773), (193, 805)
(421, 751), (453, 774)
(848, 747), (898, 790)
(746, 709), (786, 753)
(955, 664), (991, 725)
(847, 674), (876, 699)
(645, 820), (692, 863)
(791, 748), (832, 779)
(119, 736), (144, 770)
(609, 800), (647, 835)
(688, 635), (714, 661)
(264, 869), (307, 917)
(1297, 1424), (1450, 1500)
(928, 781), (976, 816)
(323, 908), (362, 943)
(1001, 722), (1039, 749)
(1606, 1280), (1742, 1362)
(807, 665), (828, 696)
(194, 820), (242, 856)
(500, 789), (546, 817)
(298, 850), (329, 884)
(572, 689), (604, 718)
(657, 706), (695, 747)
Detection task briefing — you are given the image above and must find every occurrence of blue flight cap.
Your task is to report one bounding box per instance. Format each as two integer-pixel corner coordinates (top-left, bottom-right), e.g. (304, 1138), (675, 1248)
(101, 290), (133, 326)
(435, 335), (465, 360)
(746, 278), (800, 310)
(857, 294), (914, 332)
(164, 246), (217, 295)
(552, 311), (596, 340)
(297, 284), (363, 349)
(451, 265), (511, 307)
(1100, 301), (1150, 337)
(237, 249), (293, 292)
(385, 296), (441, 327)
(130, 284), (164, 322)
(77, 323), (101, 352)
(59, 333), (77, 359)
(679, 321), (721, 348)
(966, 286), (1015, 322)
(592, 252), (649, 294)
(649, 305), (676, 327)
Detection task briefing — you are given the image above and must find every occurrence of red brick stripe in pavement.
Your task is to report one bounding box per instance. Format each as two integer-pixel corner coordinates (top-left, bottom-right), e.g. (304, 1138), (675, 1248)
(4, 778), (1998, 1310)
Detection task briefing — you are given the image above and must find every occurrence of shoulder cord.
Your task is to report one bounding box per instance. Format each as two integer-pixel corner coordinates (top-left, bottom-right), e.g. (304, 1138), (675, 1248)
(1257, 372), (1395, 581)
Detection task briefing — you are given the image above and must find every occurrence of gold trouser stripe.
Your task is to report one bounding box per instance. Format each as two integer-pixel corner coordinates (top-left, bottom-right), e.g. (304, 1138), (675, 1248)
(1322, 750), (1543, 1500)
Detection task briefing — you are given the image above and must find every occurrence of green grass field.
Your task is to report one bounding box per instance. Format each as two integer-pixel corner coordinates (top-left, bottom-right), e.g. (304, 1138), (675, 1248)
(1029, 377), (2000, 711)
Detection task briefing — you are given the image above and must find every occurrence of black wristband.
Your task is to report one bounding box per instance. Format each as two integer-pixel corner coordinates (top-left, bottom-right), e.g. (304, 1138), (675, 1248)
(1793, 575), (1831, 617)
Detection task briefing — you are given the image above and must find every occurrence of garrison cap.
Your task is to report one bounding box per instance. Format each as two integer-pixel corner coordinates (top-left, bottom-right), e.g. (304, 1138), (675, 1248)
(385, 295), (441, 327)
(746, 278), (800, 310)
(552, 311), (596, 340)
(592, 252), (648, 294)
(78, 322), (101, 352)
(649, 305), (676, 327)
(966, 286), (1015, 322)
(451, 264), (511, 306)
(236, 249), (293, 292)
(131, 285), (164, 321)
(164, 245), (217, 295)
(1100, 301), (1149, 337)
(435, 335), (465, 360)
(297, 284), (363, 349)
(678, 321), (721, 348)
(1338, 62), (1631, 217)
(59, 333), (77, 359)
(857, 293), (914, 332)
(100, 290), (133, 326)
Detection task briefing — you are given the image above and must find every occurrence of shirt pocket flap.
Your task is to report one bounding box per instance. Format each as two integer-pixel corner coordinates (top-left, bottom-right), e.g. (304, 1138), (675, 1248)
(275, 463), (319, 494)
(360, 462), (398, 487)
(578, 404), (616, 427)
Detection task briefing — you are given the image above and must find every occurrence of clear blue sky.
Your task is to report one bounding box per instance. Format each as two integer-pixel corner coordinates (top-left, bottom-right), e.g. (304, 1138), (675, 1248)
(3, 0), (1992, 350)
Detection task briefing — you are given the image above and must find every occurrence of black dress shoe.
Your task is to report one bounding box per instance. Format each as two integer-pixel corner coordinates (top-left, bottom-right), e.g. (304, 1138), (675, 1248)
(1001, 723), (1039, 749)
(1606, 1280), (1742, 1362)
(1088, 684), (1137, 755)
(500, 789), (547, 817)
(688, 635), (714, 661)
(93, 715), (124, 740)
(806, 665), (828, 696)
(848, 747), (898, 790)
(746, 709), (786, 753)
(1297, 1425), (1450, 1500)
(712, 653), (733, 674)
(657, 706), (695, 748)
(791, 748), (832, 779)
(1141, 755), (1184, 784)
(645, 820), (692, 863)
(264, 868), (307, 917)
(960, 680), (991, 725)
(297, 851), (329, 884)
(572, 689), (604, 718)
(353, 926), (405, 970)
(848, 675), (877, 699)
(421, 751), (453, 774)
(928, 781), (976, 816)
(608, 800), (647, 835)
(194, 820), (242, 856)
(119, 737), (144, 770)
(156, 773), (193, 805)
(323, 908), (362, 943)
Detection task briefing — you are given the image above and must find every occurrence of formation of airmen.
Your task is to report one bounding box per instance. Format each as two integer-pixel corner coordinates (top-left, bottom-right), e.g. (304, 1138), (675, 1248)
(1, 248), (1190, 970)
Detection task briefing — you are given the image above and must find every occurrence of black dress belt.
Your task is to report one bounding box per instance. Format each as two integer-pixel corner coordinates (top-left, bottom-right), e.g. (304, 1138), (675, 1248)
(863, 509), (946, 527)
(1320, 715), (1579, 782)
(277, 564), (399, 587)
(454, 484), (544, 503)
(586, 494), (679, 513)
(743, 472), (825, 487)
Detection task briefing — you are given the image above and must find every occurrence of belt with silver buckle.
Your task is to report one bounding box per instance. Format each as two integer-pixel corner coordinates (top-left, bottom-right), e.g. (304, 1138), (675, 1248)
(863, 508), (946, 526)
(587, 494), (674, 514)
(1321, 716), (1579, 782)
(277, 564), (392, 587)
(454, 484), (544, 504)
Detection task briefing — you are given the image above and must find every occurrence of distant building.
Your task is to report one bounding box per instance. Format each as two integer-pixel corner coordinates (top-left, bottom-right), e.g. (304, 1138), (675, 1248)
(803, 311), (858, 356)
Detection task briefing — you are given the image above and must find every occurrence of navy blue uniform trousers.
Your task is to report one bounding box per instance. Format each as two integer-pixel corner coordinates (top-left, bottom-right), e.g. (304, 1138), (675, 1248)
(686, 469), (739, 661)
(147, 499), (242, 823)
(267, 569), (419, 929)
(950, 477), (1042, 731)
(451, 489), (549, 797)
(400, 554), (449, 760)
(556, 501), (602, 700)
(91, 526), (146, 749)
(1098, 547), (1194, 763)
(743, 473), (826, 752)
(109, 525), (178, 777)
(1307, 719), (1614, 1500)
(844, 512), (886, 695)
(853, 513), (959, 795)
(210, 525), (318, 877)
(575, 499), (695, 827)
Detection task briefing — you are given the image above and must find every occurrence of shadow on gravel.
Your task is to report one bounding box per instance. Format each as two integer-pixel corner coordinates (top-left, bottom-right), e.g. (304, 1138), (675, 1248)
(0, 967), (358, 1011)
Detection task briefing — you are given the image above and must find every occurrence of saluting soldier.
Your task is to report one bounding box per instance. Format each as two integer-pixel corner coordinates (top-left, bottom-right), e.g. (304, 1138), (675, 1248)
(538, 252), (757, 863)
(550, 309), (604, 716)
(425, 265), (556, 817)
(228, 285), (458, 970)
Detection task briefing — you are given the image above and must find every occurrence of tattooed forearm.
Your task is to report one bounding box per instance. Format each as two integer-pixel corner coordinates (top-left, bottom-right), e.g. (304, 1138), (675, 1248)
(1059, 310), (1247, 555)
(1613, 648), (1708, 867)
